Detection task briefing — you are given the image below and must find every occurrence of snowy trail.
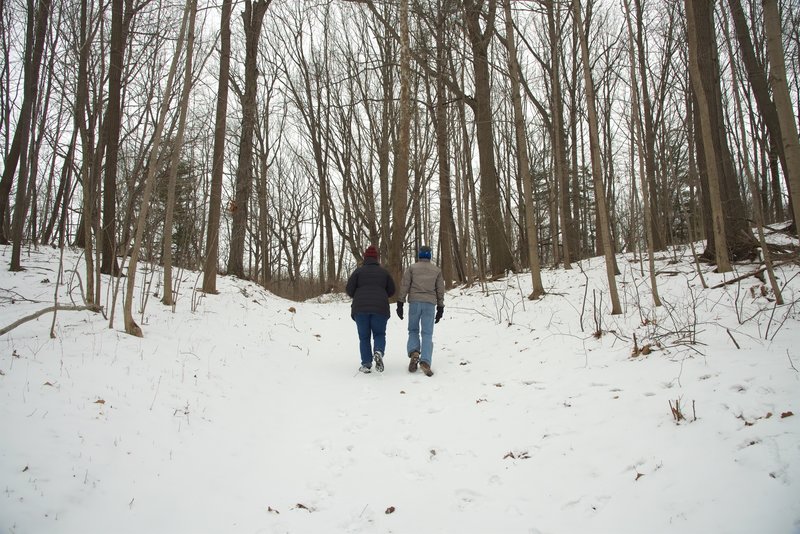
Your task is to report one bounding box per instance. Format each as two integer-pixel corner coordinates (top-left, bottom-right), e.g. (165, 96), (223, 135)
(1, 246), (799, 533)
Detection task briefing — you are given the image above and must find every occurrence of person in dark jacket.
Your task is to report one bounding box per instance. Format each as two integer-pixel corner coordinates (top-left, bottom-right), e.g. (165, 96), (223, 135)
(346, 245), (396, 373)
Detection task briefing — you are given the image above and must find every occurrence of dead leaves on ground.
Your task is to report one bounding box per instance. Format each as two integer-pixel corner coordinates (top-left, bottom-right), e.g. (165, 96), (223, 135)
(503, 450), (530, 460)
(736, 410), (794, 426)
(269, 503), (396, 516)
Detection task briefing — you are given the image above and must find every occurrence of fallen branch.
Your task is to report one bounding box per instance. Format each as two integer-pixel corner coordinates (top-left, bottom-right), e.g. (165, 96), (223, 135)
(726, 328), (741, 349)
(710, 260), (795, 289)
(0, 305), (100, 336)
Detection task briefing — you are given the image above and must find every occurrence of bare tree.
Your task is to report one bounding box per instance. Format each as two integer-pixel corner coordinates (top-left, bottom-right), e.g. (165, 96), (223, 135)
(463, 0), (514, 276)
(723, 9), (783, 304)
(632, 0), (664, 251)
(624, 0), (661, 306)
(686, 0), (731, 272)
(387, 0), (412, 286)
(162, 0), (198, 306)
(727, 0), (789, 225)
(99, 0), (144, 276)
(431, 0), (465, 287)
(124, 0), (191, 336)
(502, 0), (543, 298)
(763, 0), (800, 231)
(4, 0), (50, 264)
(202, 0), (232, 294)
(572, 0), (621, 315)
(547, 0), (573, 269)
(228, 0), (271, 279)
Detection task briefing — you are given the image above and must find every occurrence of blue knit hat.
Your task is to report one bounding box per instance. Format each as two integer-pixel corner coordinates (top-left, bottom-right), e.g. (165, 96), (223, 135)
(418, 245), (432, 259)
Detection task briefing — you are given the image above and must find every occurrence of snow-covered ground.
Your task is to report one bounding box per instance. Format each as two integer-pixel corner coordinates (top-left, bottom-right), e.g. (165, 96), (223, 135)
(1, 242), (799, 533)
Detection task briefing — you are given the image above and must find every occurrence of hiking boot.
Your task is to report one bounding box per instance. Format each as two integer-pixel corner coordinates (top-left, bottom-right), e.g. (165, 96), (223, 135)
(419, 361), (434, 377)
(408, 351), (420, 373)
(358, 365), (372, 374)
(374, 351), (384, 373)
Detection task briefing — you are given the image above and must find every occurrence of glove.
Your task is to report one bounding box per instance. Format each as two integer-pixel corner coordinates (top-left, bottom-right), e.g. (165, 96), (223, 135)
(435, 305), (444, 324)
(396, 302), (404, 320)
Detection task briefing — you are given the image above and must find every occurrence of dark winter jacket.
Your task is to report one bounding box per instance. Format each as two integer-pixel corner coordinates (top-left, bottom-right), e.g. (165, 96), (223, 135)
(346, 258), (396, 318)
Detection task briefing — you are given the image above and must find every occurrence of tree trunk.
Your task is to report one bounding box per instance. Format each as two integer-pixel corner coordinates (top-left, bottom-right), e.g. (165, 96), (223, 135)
(162, 0), (198, 306)
(685, 0), (732, 272)
(763, 0), (800, 232)
(227, 0), (270, 279)
(387, 0), (412, 288)
(728, 0), (791, 224)
(724, 11), (783, 304)
(692, 0), (756, 264)
(434, 0), (464, 288)
(201, 0), (232, 294)
(572, 0), (622, 315)
(503, 0), (543, 298)
(624, 0), (661, 306)
(464, 0), (514, 276)
(548, 0), (572, 269)
(124, 0), (191, 337)
(633, 0), (664, 251)
(100, 0), (125, 275)
(5, 0), (49, 260)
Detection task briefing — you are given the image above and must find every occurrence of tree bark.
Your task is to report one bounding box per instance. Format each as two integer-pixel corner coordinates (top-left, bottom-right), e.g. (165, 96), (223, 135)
(624, 0), (661, 306)
(433, 0), (464, 287)
(633, 0), (664, 251)
(5, 0), (49, 260)
(123, 0), (191, 336)
(227, 0), (270, 279)
(503, 0), (543, 298)
(685, 0), (732, 272)
(100, 0), (126, 275)
(202, 0), (232, 294)
(163, 0), (198, 306)
(463, 0), (514, 276)
(547, 0), (572, 269)
(386, 0), (412, 288)
(763, 0), (800, 232)
(728, 0), (791, 224)
(572, 0), (622, 315)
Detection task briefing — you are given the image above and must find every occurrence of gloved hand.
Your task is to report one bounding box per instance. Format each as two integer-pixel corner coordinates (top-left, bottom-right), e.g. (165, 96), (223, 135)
(396, 302), (404, 320)
(435, 305), (444, 324)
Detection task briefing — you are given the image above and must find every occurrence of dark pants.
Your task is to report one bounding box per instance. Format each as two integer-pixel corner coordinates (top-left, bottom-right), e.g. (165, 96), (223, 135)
(353, 313), (388, 367)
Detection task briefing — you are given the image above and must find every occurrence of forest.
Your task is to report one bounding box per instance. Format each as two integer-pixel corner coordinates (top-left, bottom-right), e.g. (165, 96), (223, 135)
(1, 0), (799, 336)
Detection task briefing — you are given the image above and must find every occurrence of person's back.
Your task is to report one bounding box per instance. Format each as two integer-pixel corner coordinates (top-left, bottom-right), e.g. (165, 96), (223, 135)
(396, 246), (445, 376)
(347, 258), (395, 318)
(346, 245), (395, 373)
(402, 260), (444, 307)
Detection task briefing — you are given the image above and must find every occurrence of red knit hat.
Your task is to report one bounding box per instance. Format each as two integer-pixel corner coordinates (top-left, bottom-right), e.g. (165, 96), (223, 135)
(364, 245), (379, 259)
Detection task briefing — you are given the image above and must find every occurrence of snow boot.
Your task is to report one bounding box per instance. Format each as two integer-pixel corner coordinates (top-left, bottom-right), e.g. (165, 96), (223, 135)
(419, 361), (434, 377)
(374, 351), (384, 373)
(408, 351), (420, 373)
(358, 365), (372, 373)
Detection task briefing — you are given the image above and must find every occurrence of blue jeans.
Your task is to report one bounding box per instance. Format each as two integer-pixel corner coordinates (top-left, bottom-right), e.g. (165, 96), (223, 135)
(406, 301), (435, 364)
(353, 313), (388, 367)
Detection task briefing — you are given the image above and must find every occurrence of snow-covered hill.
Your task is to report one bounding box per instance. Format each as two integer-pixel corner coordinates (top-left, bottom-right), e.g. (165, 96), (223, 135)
(1, 243), (798, 533)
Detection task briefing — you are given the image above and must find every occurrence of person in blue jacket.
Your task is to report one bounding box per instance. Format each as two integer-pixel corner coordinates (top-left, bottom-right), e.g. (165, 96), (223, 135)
(346, 245), (396, 373)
